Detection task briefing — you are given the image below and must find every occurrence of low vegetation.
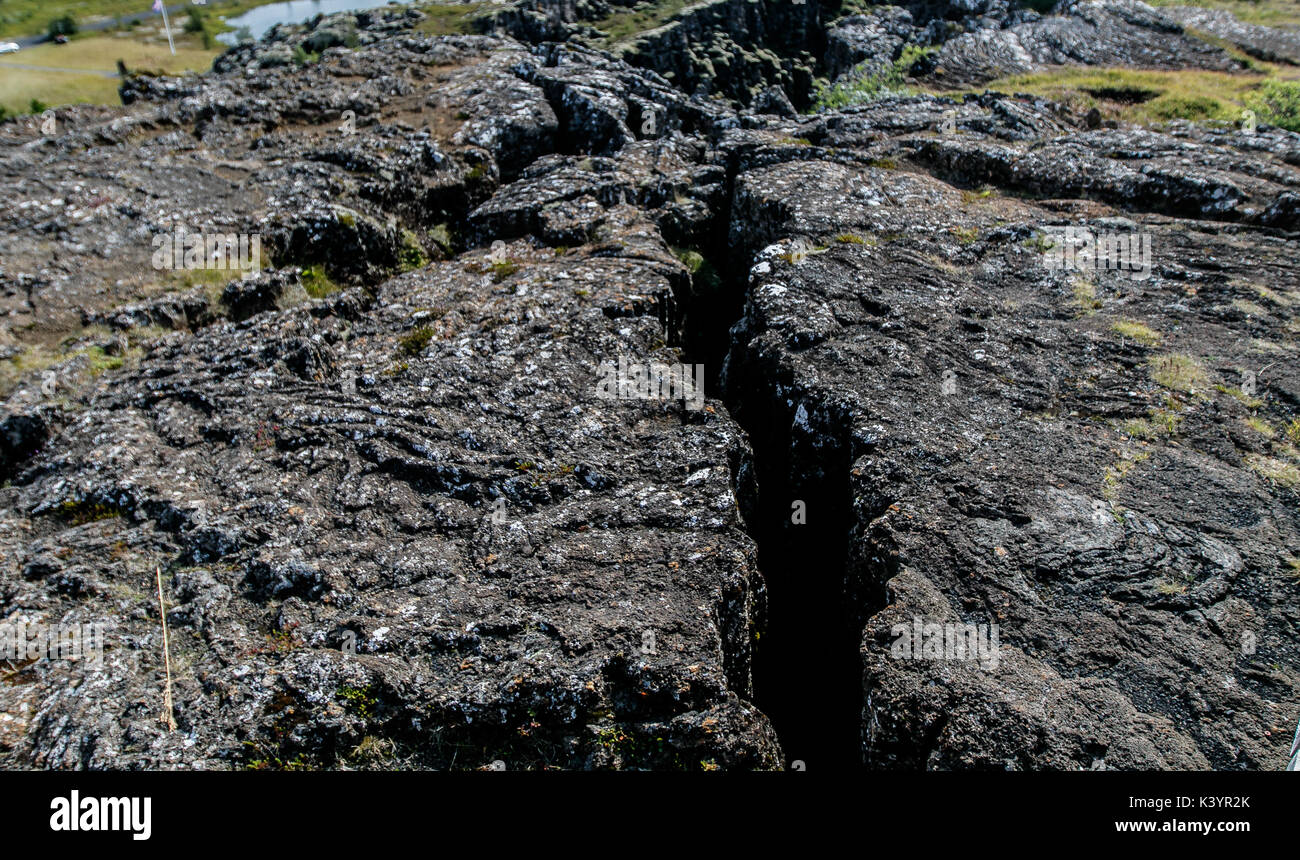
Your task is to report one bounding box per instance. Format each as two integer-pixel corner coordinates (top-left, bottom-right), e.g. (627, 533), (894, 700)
(1148, 353), (1210, 396)
(1111, 319), (1162, 346)
(812, 45), (934, 111)
(1246, 78), (1300, 131)
(398, 327), (436, 357)
(960, 66), (1278, 127)
(0, 35), (218, 115)
(299, 265), (340, 299)
(593, 0), (695, 45)
(412, 3), (484, 37)
(1146, 0), (1300, 30)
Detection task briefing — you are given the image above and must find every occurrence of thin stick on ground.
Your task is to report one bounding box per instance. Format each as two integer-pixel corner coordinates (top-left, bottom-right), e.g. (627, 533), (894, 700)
(156, 565), (177, 731)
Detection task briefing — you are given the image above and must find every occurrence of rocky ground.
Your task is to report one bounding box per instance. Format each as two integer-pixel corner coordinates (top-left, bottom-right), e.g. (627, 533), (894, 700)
(0, 1), (1297, 769)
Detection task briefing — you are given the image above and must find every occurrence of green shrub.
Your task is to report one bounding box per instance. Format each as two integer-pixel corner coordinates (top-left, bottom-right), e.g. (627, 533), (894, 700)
(292, 44), (320, 66)
(47, 15), (77, 39)
(399, 327), (435, 356)
(398, 230), (428, 272)
(488, 259), (519, 282)
(1247, 80), (1300, 133)
(812, 45), (934, 112)
(1147, 94), (1221, 121)
(300, 265), (339, 299)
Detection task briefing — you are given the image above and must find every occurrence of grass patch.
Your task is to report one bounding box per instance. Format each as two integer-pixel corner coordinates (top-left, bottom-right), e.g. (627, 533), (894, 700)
(593, 0), (695, 45)
(1145, 0), (1300, 30)
(950, 225), (979, 244)
(1119, 397), (1184, 440)
(292, 44), (320, 66)
(488, 259), (520, 283)
(951, 66), (1274, 128)
(84, 344), (127, 375)
(429, 223), (455, 258)
(299, 265), (340, 299)
(812, 45), (934, 112)
(0, 33), (217, 72)
(1215, 381), (1265, 408)
(672, 247), (705, 273)
(0, 0), (159, 39)
(57, 498), (124, 525)
(399, 229), (428, 273)
(1245, 78), (1300, 132)
(1102, 450), (1151, 501)
(0, 68), (118, 116)
(1244, 416), (1276, 438)
(1023, 234), (1056, 254)
(1119, 413), (1175, 440)
(412, 3), (483, 37)
(1073, 278), (1102, 315)
(1246, 452), (1300, 488)
(1110, 318), (1162, 347)
(0, 34), (218, 113)
(960, 187), (995, 204)
(1148, 353), (1209, 397)
(671, 246), (722, 294)
(337, 685), (378, 719)
(398, 327), (435, 357)
(1, 345), (58, 397)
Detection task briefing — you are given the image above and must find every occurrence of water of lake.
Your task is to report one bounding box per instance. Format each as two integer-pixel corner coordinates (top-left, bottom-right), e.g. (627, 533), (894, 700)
(215, 0), (415, 46)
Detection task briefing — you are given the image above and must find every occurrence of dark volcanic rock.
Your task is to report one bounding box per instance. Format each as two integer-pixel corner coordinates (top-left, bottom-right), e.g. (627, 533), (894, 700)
(1, 232), (780, 769)
(824, 9), (925, 83)
(1, 7), (1298, 772)
(933, 0), (1244, 86)
(1161, 5), (1300, 65)
(719, 103), (1300, 769)
(607, 0), (825, 106)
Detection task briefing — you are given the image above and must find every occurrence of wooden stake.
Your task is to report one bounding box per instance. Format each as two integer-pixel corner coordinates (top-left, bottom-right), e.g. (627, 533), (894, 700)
(156, 566), (177, 731)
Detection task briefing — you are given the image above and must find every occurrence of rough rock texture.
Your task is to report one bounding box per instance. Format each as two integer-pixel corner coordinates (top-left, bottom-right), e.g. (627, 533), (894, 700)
(1170, 4), (1300, 64)
(0, 14), (778, 771)
(1161, 5), (1300, 65)
(720, 96), (1300, 768)
(933, 0), (1244, 86)
(824, 9), (928, 82)
(1, 6), (1298, 770)
(609, 0), (825, 106)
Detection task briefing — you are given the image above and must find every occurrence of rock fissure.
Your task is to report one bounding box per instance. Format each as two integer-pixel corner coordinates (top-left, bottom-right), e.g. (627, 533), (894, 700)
(2, 2), (1298, 771)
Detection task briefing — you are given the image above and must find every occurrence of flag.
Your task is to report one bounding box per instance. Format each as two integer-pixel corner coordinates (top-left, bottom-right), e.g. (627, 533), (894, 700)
(152, 0), (163, 11)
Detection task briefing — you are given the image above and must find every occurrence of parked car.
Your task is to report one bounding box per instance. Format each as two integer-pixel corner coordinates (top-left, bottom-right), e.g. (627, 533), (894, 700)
(0, 42), (20, 54)
(52, 34), (69, 44)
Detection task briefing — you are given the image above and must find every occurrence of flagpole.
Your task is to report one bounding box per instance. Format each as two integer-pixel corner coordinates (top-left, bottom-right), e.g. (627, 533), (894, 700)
(159, 3), (175, 55)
